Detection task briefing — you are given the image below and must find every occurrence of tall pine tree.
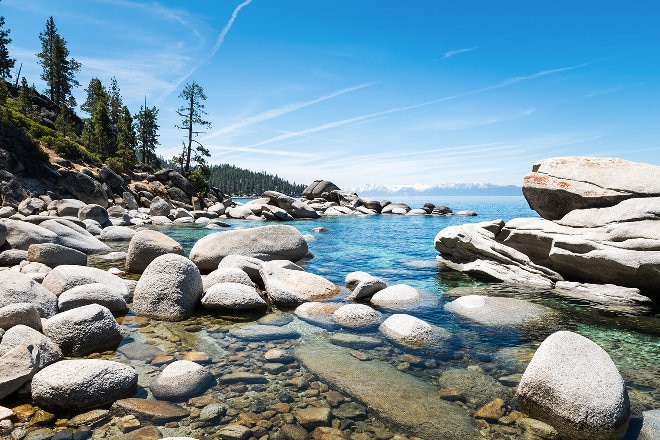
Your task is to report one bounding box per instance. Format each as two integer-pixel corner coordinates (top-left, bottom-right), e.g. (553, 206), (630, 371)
(176, 81), (211, 174)
(36, 16), (81, 107)
(135, 101), (159, 166)
(0, 16), (15, 79)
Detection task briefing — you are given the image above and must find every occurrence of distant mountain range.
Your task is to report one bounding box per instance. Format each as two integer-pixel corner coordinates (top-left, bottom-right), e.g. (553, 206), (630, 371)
(352, 183), (523, 197)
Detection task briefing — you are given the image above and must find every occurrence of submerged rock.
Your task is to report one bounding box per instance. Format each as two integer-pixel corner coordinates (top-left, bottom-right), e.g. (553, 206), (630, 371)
(261, 265), (340, 306)
(379, 313), (450, 349)
(150, 360), (215, 401)
(516, 331), (630, 440)
(444, 295), (552, 326)
(295, 343), (481, 439)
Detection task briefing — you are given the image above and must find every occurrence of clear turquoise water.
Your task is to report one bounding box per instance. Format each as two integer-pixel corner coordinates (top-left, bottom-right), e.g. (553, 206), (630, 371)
(156, 196), (659, 414)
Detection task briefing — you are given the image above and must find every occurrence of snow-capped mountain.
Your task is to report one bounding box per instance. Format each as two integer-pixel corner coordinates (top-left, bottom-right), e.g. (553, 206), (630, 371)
(352, 183), (522, 197)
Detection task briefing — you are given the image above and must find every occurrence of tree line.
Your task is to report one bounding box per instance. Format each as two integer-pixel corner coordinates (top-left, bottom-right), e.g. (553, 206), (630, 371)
(0, 10), (302, 196)
(208, 164), (306, 196)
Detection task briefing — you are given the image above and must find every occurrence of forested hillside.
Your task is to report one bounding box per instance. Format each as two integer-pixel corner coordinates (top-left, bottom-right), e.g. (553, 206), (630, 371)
(208, 164), (306, 196)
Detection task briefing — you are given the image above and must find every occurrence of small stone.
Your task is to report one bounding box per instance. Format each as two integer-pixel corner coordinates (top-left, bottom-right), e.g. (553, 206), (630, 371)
(311, 426), (346, 439)
(350, 351), (370, 361)
(323, 391), (345, 407)
(30, 409), (56, 425)
(498, 373), (523, 387)
(122, 425), (161, 440)
(280, 423), (309, 440)
(287, 376), (310, 390)
(117, 414), (141, 432)
(67, 409), (110, 427)
(332, 402), (367, 420)
(220, 372), (268, 384)
(12, 404), (36, 421)
(151, 355), (175, 366)
(270, 402), (291, 413)
(0, 406), (13, 420)
(295, 407), (332, 430)
(263, 362), (288, 374)
(438, 387), (467, 403)
(218, 423), (252, 440)
(517, 418), (559, 440)
(199, 403), (226, 422)
(264, 348), (294, 363)
(499, 410), (528, 425)
(399, 354), (424, 365)
(396, 362), (410, 371)
(113, 398), (189, 423)
(181, 351), (211, 364)
(475, 398), (507, 422)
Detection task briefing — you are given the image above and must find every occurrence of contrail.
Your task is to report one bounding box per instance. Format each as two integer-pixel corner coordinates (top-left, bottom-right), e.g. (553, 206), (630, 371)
(210, 0), (253, 59)
(163, 0), (252, 99)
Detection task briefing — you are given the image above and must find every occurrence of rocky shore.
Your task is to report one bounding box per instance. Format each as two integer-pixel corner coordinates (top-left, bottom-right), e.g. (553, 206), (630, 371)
(0, 155), (657, 440)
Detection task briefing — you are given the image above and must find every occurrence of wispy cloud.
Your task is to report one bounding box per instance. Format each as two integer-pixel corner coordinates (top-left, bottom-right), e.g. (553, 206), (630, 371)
(441, 46), (477, 60)
(244, 64), (586, 149)
(414, 108), (535, 131)
(203, 82), (375, 140)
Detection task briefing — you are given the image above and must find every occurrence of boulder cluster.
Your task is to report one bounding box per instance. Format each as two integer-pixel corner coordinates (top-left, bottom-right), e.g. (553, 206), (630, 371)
(435, 157), (660, 303)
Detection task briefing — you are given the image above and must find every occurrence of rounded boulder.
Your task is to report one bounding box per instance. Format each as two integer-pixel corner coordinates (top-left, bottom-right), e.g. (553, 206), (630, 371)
(27, 243), (88, 267)
(516, 331), (630, 439)
(133, 254), (203, 321)
(189, 225), (309, 272)
(0, 270), (58, 318)
(0, 324), (63, 369)
(125, 229), (184, 273)
(42, 304), (124, 356)
(31, 359), (137, 412)
(201, 283), (267, 311)
(333, 304), (383, 329)
(58, 283), (129, 314)
(150, 360), (215, 401)
(41, 265), (130, 299)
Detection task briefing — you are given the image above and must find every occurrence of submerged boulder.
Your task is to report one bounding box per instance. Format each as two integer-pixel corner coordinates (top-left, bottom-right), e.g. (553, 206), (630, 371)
(189, 225), (309, 272)
(150, 360), (215, 401)
(444, 295), (552, 326)
(261, 264), (340, 306)
(516, 331), (630, 440)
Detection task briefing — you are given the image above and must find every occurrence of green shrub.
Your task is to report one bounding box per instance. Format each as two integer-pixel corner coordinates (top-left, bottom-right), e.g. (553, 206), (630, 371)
(40, 135), (100, 164)
(187, 168), (209, 197)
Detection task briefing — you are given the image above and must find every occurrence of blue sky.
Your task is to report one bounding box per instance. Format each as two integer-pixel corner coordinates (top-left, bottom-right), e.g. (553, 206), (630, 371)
(2, 0), (659, 189)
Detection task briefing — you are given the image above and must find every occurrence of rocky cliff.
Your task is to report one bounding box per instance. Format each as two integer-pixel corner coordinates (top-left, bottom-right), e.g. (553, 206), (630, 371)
(435, 157), (660, 303)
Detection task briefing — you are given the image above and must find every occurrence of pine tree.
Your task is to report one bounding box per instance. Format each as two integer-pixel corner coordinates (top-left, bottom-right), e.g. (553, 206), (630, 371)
(36, 16), (81, 107)
(112, 105), (138, 172)
(55, 103), (77, 138)
(176, 81), (211, 174)
(17, 77), (34, 115)
(0, 16), (15, 79)
(135, 102), (159, 166)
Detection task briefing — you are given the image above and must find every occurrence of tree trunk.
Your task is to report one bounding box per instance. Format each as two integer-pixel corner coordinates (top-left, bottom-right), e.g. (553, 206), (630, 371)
(185, 93), (193, 174)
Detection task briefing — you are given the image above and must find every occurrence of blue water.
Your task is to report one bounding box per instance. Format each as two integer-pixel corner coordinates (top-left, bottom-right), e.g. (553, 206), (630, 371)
(156, 196), (659, 413)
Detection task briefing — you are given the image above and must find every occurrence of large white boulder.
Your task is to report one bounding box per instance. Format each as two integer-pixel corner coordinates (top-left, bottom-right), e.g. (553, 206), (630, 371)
(333, 304), (382, 329)
(201, 283), (267, 311)
(41, 265), (130, 299)
(31, 359), (137, 412)
(0, 344), (40, 400)
(0, 302), (42, 331)
(260, 264), (340, 306)
(150, 360), (215, 401)
(125, 229), (184, 273)
(189, 225), (309, 272)
(522, 157), (660, 220)
(0, 324), (62, 369)
(39, 219), (111, 254)
(0, 270), (58, 318)
(43, 304), (124, 356)
(58, 283), (129, 314)
(370, 284), (423, 308)
(516, 331), (630, 439)
(1, 219), (59, 250)
(132, 254), (203, 321)
(379, 314), (450, 349)
(27, 242), (88, 267)
(203, 267), (255, 291)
